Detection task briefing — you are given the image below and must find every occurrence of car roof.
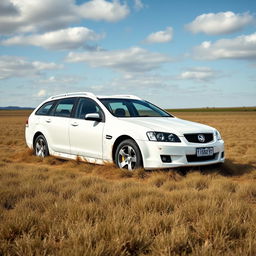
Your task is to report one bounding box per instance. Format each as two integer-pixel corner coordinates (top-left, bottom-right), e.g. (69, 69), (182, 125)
(47, 92), (142, 101)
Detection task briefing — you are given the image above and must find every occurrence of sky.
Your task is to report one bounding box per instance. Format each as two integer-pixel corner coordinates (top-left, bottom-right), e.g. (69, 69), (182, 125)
(0, 0), (255, 108)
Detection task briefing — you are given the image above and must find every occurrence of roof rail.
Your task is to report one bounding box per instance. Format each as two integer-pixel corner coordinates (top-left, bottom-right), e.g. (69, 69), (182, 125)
(49, 92), (96, 100)
(106, 94), (142, 100)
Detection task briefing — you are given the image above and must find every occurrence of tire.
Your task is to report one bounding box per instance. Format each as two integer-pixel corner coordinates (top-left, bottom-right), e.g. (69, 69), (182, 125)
(34, 135), (49, 158)
(115, 139), (142, 170)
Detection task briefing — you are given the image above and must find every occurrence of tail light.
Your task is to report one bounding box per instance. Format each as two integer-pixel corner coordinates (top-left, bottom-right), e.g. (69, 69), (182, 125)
(25, 119), (29, 127)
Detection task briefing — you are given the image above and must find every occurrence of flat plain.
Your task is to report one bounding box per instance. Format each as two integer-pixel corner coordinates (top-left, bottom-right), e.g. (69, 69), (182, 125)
(0, 110), (256, 255)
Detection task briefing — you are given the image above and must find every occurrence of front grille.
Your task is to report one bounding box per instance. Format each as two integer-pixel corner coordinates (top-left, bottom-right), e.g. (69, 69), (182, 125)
(184, 133), (213, 143)
(186, 153), (218, 162)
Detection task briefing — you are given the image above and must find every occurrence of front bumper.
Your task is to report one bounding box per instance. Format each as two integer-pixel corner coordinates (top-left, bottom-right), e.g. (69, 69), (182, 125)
(137, 138), (225, 169)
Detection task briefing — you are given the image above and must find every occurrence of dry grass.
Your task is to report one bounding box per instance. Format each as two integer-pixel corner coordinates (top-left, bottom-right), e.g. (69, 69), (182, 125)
(0, 110), (256, 255)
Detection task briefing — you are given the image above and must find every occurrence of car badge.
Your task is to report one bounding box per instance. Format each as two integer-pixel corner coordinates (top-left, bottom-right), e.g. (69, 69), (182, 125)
(198, 134), (205, 143)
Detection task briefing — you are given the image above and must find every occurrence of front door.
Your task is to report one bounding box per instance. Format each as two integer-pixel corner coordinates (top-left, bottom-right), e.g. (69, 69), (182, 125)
(69, 97), (104, 159)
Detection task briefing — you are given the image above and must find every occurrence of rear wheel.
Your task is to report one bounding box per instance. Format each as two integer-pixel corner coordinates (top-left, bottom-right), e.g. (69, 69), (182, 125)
(34, 135), (49, 158)
(115, 139), (142, 170)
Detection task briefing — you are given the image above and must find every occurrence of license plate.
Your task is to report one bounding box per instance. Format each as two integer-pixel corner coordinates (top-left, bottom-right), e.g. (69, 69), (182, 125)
(196, 147), (214, 157)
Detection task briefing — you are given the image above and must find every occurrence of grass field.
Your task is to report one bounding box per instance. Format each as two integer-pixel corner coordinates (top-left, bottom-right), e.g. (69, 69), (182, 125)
(0, 110), (256, 255)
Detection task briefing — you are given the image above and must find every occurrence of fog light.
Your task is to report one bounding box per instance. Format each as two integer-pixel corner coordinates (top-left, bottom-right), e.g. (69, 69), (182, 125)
(221, 151), (224, 158)
(160, 155), (172, 163)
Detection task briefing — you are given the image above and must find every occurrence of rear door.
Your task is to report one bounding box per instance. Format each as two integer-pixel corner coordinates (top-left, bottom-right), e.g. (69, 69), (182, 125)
(31, 100), (56, 146)
(69, 97), (105, 159)
(46, 97), (76, 154)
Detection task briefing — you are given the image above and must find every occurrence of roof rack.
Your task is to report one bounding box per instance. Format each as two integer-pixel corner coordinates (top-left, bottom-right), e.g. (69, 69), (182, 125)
(49, 92), (96, 100)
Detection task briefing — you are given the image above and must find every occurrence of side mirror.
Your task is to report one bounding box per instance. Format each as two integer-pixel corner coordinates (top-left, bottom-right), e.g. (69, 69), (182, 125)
(85, 113), (102, 122)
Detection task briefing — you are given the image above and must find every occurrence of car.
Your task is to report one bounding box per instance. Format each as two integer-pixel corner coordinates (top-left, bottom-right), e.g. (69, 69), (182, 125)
(25, 92), (225, 170)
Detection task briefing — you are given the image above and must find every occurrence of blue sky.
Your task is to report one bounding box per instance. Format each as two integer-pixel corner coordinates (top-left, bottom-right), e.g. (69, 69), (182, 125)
(0, 0), (255, 108)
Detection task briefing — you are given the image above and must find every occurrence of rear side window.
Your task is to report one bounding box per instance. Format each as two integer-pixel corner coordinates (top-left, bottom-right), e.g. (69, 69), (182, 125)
(36, 101), (55, 115)
(54, 98), (76, 117)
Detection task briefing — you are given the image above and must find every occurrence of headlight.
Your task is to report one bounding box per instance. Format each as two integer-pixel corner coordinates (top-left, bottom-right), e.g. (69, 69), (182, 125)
(147, 131), (181, 142)
(215, 130), (222, 140)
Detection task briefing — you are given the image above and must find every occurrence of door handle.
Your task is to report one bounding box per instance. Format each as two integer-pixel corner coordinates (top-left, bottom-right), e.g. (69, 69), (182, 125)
(46, 119), (51, 123)
(71, 122), (79, 127)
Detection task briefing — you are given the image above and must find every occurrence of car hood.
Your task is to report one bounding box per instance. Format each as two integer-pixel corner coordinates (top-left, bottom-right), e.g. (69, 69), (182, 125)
(121, 117), (214, 136)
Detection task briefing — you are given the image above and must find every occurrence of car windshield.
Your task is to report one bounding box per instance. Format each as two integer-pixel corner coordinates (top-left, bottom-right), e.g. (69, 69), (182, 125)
(99, 98), (173, 118)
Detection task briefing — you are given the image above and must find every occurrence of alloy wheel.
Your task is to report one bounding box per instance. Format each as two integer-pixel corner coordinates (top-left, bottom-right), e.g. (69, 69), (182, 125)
(35, 137), (47, 157)
(117, 145), (137, 170)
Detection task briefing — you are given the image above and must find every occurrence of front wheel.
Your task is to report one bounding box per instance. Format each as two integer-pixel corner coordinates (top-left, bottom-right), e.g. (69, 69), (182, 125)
(34, 135), (49, 158)
(115, 139), (142, 170)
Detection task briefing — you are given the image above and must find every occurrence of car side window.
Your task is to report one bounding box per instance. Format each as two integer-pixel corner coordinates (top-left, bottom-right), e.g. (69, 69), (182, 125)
(54, 98), (76, 117)
(36, 101), (55, 115)
(75, 98), (101, 119)
(108, 102), (131, 117)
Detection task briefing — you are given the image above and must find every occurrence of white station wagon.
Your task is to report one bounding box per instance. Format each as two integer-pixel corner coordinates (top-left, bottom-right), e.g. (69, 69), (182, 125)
(25, 92), (225, 170)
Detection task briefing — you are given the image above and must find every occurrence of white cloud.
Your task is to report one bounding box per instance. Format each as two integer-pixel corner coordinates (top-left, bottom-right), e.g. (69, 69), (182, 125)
(193, 32), (256, 60)
(119, 73), (166, 87)
(38, 76), (79, 84)
(177, 67), (218, 82)
(0, 0), (77, 34)
(66, 47), (171, 73)
(37, 89), (46, 97)
(0, 0), (129, 35)
(31, 62), (62, 70)
(133, 0), (144, 11)
(1, 27), (104, 50)
(186, 11), (254, 35)
(144, 27), (173, 43)
(77, 0), (129, 22)
(0, 56), (62, 80)
(87, 73), (174, 98)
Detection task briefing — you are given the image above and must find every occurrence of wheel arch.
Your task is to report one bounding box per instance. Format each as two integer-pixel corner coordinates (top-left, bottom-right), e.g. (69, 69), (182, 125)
(112, 135), (144, 167)
(33, 131), (44, 149)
